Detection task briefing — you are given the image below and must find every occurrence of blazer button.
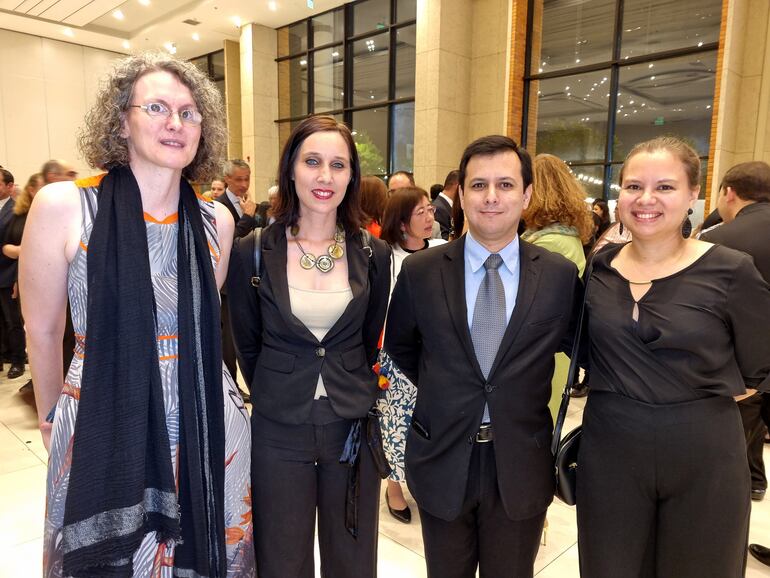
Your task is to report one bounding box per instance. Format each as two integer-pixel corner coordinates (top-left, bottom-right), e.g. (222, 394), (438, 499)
(484, 383), (494, 393)
(315, 347), (326, 358)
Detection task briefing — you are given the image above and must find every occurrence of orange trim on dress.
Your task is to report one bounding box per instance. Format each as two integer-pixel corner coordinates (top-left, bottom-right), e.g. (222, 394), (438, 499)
(207, 241), (220, 264)
(159, 354), (178, 361)
(78, 241), (88, 253)
(143, 212), (179, 225)
(74, 174), (106, 188)
(158, 334), (178, 340)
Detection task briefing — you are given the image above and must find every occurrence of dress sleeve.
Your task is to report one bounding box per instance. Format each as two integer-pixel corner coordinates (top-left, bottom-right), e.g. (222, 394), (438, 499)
(727, 254), (770, 392)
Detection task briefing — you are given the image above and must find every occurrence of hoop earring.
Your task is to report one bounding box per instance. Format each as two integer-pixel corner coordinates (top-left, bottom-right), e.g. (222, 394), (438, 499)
(681, 208), (694, 238)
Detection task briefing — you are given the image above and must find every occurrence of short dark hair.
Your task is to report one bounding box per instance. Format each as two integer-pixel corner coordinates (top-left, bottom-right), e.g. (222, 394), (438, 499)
(458, 135), (532, 192)
(389, 170), (415, 186)
(0, 169), (13, 186)
(429, 183), (443, 201)
(273, 115), (363, 234)
(380, 186), (430, 246)
(721, 161), (770, 203)
(443, 169), (460, 189)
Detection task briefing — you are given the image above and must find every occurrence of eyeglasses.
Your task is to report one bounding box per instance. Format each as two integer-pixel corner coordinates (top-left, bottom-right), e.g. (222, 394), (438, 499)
(412, 206), (436, 218)
(128, 102), (203, 126)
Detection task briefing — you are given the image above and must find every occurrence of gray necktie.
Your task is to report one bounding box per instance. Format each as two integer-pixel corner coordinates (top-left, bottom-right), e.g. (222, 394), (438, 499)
(471, 254), (506, 423)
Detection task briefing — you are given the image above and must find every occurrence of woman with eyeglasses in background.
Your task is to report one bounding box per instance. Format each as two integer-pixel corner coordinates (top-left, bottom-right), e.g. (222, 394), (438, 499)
(377, 186), (446, 523)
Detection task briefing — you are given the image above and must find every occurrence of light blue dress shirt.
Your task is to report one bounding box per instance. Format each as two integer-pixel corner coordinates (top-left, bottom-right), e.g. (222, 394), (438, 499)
(464, 231), (521, 425)
(464, 231), (521, 329)
(226, 189), (244, 218)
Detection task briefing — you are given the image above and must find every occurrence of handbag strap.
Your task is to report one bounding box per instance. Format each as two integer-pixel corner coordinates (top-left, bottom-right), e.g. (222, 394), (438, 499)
(249, 227), (263, 288)
(551, 260), (594, 455)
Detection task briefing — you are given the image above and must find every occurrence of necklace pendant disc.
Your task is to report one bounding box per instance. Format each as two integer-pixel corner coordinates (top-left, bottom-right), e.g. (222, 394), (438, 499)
(316, 255), (334, 273)
(300, 253), (316, 270)
(328, 243), (344, 260)
(334, 228), (346, 244)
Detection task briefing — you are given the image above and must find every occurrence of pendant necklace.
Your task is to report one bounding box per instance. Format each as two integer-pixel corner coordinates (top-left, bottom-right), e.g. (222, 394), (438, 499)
(292, 224), (345, 273)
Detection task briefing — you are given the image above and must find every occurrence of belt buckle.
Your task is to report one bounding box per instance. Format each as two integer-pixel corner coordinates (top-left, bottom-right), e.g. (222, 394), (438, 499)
(475, 424), (493, 443)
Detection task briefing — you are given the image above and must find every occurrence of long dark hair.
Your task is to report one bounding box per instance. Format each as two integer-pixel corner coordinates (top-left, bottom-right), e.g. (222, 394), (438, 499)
(273, 115), (363, 234)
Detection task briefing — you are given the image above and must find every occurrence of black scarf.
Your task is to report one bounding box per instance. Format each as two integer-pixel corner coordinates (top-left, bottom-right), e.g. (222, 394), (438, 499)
(61, 166), (226, 577)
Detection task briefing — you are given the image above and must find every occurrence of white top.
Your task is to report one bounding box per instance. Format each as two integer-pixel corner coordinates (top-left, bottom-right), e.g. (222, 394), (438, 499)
(289, 284), (353, 399)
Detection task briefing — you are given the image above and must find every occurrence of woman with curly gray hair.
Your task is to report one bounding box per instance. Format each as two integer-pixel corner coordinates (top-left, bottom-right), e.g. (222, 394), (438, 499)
(20, 52), (254, 577)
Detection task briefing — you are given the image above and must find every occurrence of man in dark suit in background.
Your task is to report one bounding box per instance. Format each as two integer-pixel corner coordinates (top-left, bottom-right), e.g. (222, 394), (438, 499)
(217, 159), (262, 238)
(700, 161), (770, 567)
(433, 170), (459, 240)
(215, 159), (259, 397)
(385, 135), (579, 578)
(0, 169), (20, 378)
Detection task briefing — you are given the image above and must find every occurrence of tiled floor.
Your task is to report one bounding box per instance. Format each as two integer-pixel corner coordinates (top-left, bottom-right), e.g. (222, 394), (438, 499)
(3, 370), (770, 577)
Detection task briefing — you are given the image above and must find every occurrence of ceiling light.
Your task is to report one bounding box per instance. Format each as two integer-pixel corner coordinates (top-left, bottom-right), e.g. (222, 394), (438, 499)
(122, 40), (130, 49)
(192, 32), (200, 41)
(139, 0), (151, 5)
(332, 51), (339, 57)
(62, 28), (74, 37)
(113, 9), (124, 20)
(232, 16), (242, 27)
(164, 42), (177, 54)
(268, 1), (278, 10)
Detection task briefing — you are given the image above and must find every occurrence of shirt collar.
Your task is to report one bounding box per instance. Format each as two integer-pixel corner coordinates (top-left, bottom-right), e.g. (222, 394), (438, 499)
(438, 191), (454, 207)
(465, 230), (520, 274)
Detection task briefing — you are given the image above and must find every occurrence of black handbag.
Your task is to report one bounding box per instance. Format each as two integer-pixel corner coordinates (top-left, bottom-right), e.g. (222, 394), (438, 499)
(551, 263), (592, 506)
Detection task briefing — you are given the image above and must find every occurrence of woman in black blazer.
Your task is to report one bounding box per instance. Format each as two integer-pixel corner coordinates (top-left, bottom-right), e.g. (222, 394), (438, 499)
(227, 115), (391, 578)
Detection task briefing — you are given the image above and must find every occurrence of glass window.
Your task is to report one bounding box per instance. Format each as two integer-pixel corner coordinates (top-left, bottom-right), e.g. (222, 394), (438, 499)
(397, 0), (417, 22)
(613, 51), (717, 159)
(532, 69), (610, 163)
(190, 56), (208, 76)
(314, 48), (345, 113)
(353, 108), (389, 176)
(352, 32), (390, 107)
(353, 0), (390, 35)
(288, 21), (308, 54)
(394, 25), (416, 99)
(621, 0), (721, 59)
(210, 50), (225, 80)
(571, 164), (609, 200)
(313, 9), (344, 47)
(533, 0), (616, 74)
(278, 56), (308, 118)
(391, 102), (415, 173)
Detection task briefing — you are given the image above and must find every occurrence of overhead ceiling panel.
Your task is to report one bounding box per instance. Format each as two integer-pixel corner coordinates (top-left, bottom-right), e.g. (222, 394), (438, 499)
(28, 0), (63, 18)
(13, 0), (43, 13)
(63, 0), (128, 26)
(38, 0), (100, 22)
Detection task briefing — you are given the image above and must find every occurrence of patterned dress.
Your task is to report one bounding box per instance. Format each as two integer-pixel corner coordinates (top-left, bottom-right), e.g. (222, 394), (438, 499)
(43, 181), (255, 577)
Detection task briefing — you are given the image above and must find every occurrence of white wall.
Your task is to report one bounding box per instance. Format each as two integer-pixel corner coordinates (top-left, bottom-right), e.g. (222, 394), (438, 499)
(0, 30), (122, 185)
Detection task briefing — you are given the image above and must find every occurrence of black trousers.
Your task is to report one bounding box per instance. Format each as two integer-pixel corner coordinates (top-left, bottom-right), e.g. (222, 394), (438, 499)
(0, 287), (25, 365)
(220, 294), (238, 382)
(419, 441), (546, 578)
(738, 393), (768, 491)
(252, 399), (380, 578)
(577, 391), (750, 578)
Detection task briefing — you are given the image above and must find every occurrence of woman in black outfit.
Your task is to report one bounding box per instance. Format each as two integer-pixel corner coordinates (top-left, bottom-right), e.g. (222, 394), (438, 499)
(227, 115), (391, 578)
(577, 136), (770, 577)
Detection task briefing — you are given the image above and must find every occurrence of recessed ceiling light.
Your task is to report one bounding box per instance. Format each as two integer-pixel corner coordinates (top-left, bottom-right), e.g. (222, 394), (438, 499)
(268, 1), (278, 10)
(62, 28), (74, 37)
(232, 16), (242, 27)
(139, 0), (151, 5)
(113, 9), (124, 20)
(164, 42), (177, 54)
(192, 32), (200, 41)
(122, 40), (130, 49)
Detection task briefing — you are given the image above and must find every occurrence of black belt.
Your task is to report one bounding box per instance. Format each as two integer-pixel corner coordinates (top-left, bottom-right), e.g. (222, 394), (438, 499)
(475, 424), (494, 443)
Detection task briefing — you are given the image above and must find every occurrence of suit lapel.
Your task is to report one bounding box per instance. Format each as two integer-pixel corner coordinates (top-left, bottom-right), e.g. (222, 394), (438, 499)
(441, 238), (485, 380)
(488, 240), (541, 378)
(262, 227), (317, 340)
(326, 231), (367, 338)
(220, 194), (239, 224)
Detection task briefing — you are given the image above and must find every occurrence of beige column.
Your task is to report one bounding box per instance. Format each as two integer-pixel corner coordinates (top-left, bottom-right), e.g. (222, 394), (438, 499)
(240, 23), (279, 202)
(413, 0), (472, 187)
(710, 0), (770, 206)
(224, 39), (242, 160)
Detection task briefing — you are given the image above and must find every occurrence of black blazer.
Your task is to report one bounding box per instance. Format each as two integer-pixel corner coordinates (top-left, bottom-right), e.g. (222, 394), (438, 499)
(0, 199), (17, 288)
(432, 195), (452, 240)
(215, 192), (262, 239)
(227, 223), (391, 424)
(701, 202), (770, 284)
(385, 237), (579, 521)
